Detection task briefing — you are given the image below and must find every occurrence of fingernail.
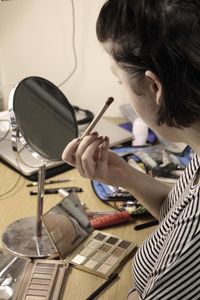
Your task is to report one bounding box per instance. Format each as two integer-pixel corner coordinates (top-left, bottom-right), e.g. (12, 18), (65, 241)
(91, 131), (98, 135)
(102, 136), (109, 148)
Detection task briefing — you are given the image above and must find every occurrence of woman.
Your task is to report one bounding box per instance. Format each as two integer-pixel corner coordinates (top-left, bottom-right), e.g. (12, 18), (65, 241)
(62, 1), (200, 299)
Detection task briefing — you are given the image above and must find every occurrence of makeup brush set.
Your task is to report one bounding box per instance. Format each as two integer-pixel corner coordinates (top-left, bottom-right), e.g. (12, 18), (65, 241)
(91, 180), (147, 216)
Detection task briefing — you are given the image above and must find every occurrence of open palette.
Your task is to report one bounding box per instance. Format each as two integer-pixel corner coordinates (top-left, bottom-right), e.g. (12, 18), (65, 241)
(0, 193), (136, 299)
(42, 192), (137, 279)
(0, 249), (68, 300)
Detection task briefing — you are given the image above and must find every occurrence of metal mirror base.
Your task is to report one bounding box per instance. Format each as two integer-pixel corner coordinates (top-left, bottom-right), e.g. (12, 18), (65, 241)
(2, 217), (56, 258)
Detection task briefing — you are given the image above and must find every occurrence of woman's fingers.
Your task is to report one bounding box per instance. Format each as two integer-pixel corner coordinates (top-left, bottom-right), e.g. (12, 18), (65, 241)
(62, 137), (81, 166)
(84, 136), (110, 179)
(80, 137), (105, 178)
(62, 132), (102, 174)
(76, 136), (103, 177)
(62, 133), (99, 166)
(99, 136), (109, 163)
(62, 133), (109, 179)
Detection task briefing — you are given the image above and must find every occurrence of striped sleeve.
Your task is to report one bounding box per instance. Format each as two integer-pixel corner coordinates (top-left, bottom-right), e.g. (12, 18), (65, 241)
(133, 154), (200, 299)
(141, 231), (200, 300)
(160, 153), (197, 221)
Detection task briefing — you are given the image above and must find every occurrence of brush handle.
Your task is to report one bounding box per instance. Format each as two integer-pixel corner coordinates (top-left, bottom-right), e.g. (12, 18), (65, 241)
(81, 97), (114, 139)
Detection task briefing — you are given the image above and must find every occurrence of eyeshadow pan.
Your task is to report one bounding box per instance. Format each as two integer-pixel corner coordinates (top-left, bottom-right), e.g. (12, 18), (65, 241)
(106, 237), (118, 245)
(36, 263), (55, 268)
(71, 254), (86, 264)
(91, 251), (105, 262)
(34, 267), (54, 274)
(34, 265), (54, 270)
(27, 289), (49, 296)
(29, 283), (49, 290)
(104, 255), (118, 266)
(112, 247), (125, 257)
(84, 259), (98, 269)
(99, 244), (112, 252)
(118, 240), (131, 249)
(80, 247), (94, 256)
(31, 278), (51, 284)
(33, 273), (52, 279)
(94, 233), (106, 241)
(97, 263), (112, 274)
(25, 296), (45, 300)
(87, 240), (101, 249)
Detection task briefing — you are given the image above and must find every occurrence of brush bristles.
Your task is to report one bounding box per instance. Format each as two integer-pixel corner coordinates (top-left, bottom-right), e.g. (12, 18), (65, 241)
(106, 97), (114, 106)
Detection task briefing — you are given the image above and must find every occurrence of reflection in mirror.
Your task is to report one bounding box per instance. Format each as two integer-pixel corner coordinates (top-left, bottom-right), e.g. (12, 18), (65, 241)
(43, 192), (93, 259)
(2, 76), (78, 258)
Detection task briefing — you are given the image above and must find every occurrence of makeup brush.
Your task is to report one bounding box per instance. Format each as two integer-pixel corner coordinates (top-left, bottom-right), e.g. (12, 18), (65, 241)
(80, 97), (114, 139)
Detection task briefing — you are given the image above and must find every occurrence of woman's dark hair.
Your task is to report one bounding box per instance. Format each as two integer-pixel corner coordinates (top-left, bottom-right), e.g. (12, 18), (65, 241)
(96, 0), (200, 127)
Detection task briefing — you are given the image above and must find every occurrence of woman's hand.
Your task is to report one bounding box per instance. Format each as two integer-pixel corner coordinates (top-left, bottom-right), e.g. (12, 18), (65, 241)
(62, 132), (130, 187)
(62, 132), (169, 219)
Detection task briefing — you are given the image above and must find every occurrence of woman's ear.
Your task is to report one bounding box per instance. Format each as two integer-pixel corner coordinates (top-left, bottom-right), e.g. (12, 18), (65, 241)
(145, 70), (162, 105)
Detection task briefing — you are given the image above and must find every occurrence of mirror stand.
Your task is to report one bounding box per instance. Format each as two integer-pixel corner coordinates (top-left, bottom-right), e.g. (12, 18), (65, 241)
(1, 76), (78, 258)
(2, 128), (56, 258)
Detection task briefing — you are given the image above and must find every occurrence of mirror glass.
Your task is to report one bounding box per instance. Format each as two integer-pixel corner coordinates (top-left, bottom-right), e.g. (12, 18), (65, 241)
(9, 76), (78, 162)
(42, 193), (93, 259)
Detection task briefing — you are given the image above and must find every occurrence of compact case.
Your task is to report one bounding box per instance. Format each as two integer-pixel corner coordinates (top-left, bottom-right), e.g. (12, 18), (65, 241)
(0, 249), (68, 300)
(42, 192), (136, 279)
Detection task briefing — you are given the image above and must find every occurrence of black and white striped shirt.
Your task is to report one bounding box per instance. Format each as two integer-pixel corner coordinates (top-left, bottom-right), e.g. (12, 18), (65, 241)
(133, 153), (200, 299)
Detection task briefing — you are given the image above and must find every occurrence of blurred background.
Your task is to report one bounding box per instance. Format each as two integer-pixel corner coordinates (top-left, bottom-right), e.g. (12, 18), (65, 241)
(0, 0), (127, 116)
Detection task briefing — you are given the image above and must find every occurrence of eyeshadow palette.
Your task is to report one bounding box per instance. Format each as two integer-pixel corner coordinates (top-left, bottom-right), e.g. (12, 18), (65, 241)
(0, 249), (68, 300)
(68, 230), (135, 278)
(42, 192), (136, 279)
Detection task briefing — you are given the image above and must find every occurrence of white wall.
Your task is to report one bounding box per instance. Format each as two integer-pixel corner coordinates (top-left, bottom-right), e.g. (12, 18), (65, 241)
(0, 0), (127, 116)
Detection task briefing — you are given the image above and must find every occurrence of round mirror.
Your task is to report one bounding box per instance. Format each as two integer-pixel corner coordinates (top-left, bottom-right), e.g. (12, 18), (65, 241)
(2, 76), (79, 258)
(9, 76), (78, 163)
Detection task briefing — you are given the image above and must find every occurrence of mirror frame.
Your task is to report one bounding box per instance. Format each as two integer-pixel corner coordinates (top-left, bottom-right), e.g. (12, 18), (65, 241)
(8, 76), (78, 164)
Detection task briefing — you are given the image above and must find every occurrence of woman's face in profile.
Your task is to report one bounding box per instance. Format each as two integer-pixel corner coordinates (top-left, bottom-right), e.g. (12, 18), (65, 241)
(110, 58), (157, 126)
(110, 57), (182, 143)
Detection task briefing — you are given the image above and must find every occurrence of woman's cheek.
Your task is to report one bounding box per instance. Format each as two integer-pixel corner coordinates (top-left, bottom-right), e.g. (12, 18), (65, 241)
(125, 87), (156, 125)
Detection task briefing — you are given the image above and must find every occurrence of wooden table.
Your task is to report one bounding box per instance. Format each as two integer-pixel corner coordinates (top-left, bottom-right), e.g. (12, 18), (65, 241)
(0, 161), (156, 300)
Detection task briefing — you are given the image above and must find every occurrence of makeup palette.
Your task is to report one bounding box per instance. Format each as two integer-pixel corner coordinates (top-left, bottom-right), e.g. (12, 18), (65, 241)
(42, 192), (136, 279)
(0, 249), (68, 300)
(0, 193), (136, 299)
